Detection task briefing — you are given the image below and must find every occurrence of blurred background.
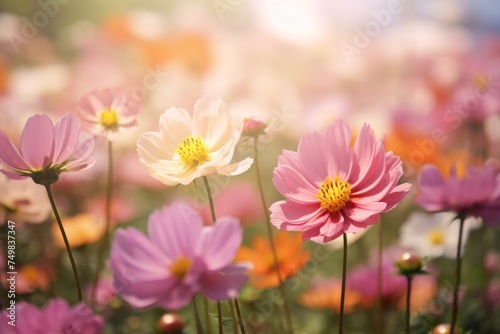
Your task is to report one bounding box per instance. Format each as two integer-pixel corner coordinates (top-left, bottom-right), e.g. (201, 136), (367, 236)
(1, 0), (500, 333)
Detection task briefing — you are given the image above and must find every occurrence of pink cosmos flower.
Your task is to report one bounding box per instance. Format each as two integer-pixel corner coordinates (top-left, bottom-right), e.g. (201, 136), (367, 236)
(416, 162), (500, 226)
(0, 113), (95, 185)
(76, 87), (141, 141)
(270, 119), (411, 242)
(109, 201), (249, 310)
(0, 298), (103, 334)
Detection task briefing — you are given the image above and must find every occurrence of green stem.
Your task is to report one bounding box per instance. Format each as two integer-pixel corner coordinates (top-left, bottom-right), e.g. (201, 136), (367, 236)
(339, 233), (348, 334)
(450, 216), (465, 334)
(234, 298), (247, 334)
(204, 297), (212, 334)
(202, 176), (223, 334)
(376, 220), (383, 334)
(192, 297), (205, 334)
(228, 299), (239, 333)
(92, 140), (114, 302)
(216, 299), (223, 334)
(404, 276), (413, 334)
(252, 137), (294, 333)
(202, 176), (217, 224)
(44, 184), (82, 301)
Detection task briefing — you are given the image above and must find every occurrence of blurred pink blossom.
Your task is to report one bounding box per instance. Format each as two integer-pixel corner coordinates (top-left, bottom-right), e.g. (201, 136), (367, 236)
(416, 162), (500, 226)
(109, 201), (249, 310)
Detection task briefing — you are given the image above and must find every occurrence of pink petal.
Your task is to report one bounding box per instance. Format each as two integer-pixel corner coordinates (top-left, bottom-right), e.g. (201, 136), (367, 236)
(157, 284), (195, 310)
(297, 131), (328, 181)
(273, 164), (319, 204)
(319, 215), (345, 239)
(197, 217), (242, 271)
(325, 120), (355, 177)
(381, 183), (411, 211)
(63, 137), (96, 171)
(198, 270), (248, 301)
(0, 131), (30, 171)
(0, 169), (28, 180)
(119, 277), (177, 309)
(343, 202), (385, 222)
(270, 200), (324, 227)
(110, 228), (169, 281)
(417, 165), (445, 195)
(52, 113), (80, 163)
(148, 202), (203, 259)
(20, 114), (55, 169)
(43, 299), (70, 326)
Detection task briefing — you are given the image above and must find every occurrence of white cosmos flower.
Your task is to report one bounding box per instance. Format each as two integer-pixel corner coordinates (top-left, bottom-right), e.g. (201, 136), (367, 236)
(137, 96), (253, 186)
(399, 212), (481, 259)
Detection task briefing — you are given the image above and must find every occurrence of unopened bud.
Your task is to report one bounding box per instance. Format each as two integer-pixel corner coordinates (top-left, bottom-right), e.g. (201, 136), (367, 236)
(432, 323), (458, 334)
(158, 313), (184, 334)
(243, 117), (267, 137)
(396, 252), (424, 276)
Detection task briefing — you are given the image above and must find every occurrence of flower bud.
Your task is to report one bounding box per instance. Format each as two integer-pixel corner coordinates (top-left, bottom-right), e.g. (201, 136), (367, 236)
(158, 313), (184, 334)
(396, 252), (424, 275)
(243, 117), (267, 137)
(432, 323), (458, 334)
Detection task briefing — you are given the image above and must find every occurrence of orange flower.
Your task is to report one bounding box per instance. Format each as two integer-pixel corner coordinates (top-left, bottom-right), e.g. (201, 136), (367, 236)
(236, 231), (310, 289)
(52, 214), (105, 248)
(299, 279), (362, 314)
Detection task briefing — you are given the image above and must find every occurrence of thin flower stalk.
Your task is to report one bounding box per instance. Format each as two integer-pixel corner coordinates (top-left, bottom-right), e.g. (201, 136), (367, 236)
(252, 136), (294, 333)
(339, 233), (348, 334)
(45, 184), (83, 301)
(202, 175), (247, 334)
(450, 215), (466, 334)
(92, 140), (114, 302)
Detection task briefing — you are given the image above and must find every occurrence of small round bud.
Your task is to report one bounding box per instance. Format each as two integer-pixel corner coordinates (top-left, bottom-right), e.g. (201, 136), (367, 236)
(432, 323), (458, 334)
(158, 313), (184, 334)
(396, 252), (424, 275)
(243, 117), (267, 137)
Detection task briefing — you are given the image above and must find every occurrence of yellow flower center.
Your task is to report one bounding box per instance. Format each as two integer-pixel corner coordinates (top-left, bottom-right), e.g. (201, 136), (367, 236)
(176, 136), (210, 168)
(474, 73), (489, 91)
(170, 257), (191, 280)
(428, 230), (445, 245)
(100, 107), (119, 129)
(316, 176), (351, 212)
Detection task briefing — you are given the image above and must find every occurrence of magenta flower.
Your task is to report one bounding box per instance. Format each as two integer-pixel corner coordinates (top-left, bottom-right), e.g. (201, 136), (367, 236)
(270, 120), (411, 242)
(0, 113), (95, 185)
(76, 87), (141, 141)
(0, 299), (103, 334)
(416, 162), (500, 226)
(109, 201), (249, 310)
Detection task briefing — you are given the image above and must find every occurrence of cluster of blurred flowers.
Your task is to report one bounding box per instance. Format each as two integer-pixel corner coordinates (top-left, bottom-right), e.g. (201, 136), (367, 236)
(0, 1), (500, 333)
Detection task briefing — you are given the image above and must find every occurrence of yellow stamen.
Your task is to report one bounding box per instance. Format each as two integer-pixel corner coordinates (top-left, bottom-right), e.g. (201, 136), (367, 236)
(100, 107), (119, 129)
(428, 230), (445, 245)
(176, 136), (210, 168)
(170, 257), (191, 279)
(316, 176), (351, 212)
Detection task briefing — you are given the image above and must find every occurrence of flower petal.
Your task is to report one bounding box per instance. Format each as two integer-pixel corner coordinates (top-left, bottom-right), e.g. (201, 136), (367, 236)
(52, 113), (80, 163)
(197, 217), (242, 271)
(63, 137), (96, 172)
(0, 131), (30, 172)
(198, 269), (248, 301)
(148, 202), (203, 259)
(20, 114), (55, 169)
